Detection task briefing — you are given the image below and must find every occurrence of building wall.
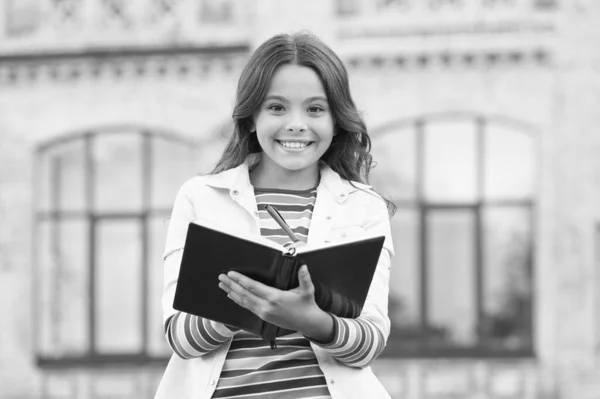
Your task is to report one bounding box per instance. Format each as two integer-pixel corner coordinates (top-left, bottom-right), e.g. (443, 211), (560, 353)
(1, 1), (600, 398)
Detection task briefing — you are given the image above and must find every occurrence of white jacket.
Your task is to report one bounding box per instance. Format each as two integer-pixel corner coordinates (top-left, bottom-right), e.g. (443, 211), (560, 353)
(155, 156), (394, 399)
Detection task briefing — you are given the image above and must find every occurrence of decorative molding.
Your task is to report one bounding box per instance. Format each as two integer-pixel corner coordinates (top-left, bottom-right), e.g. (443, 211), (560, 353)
(0, 45), (249, 86)
(1, 0), (250, 54)
(0, 45), (553, 87)
(339, 21), (556, 39)
(335, 0), (559, 42)
(336, 0), (559, 20)
(345, 48), (553, 71)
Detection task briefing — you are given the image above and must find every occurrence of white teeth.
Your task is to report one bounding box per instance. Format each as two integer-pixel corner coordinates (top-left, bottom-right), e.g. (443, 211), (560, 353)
(279, 141), (310, 149)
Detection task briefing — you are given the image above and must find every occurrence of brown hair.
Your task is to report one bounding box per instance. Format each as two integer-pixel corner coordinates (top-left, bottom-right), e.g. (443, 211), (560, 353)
(212, 32), (395, 215)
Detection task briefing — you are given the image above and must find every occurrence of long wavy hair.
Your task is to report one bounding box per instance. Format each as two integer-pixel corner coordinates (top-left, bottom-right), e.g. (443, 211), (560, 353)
(211, 32), (395, 214)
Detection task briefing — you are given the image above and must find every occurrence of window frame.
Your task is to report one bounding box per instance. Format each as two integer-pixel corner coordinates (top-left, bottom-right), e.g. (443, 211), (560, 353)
(33, 125), (198, 368)
(374, 113), (538, 358)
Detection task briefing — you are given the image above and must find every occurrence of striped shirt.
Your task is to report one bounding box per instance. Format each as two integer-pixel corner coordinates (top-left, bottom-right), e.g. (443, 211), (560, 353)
(213, 187), (330, 398)
(254, 187), (315, 246)
(164, 186), (387, 398)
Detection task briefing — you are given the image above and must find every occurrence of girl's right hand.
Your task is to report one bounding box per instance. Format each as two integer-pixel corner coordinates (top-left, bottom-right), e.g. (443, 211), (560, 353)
(218, 265), (335, 342)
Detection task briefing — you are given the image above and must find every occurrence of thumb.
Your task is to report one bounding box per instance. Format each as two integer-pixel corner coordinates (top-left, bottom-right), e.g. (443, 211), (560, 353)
(298, 265), (313, 292)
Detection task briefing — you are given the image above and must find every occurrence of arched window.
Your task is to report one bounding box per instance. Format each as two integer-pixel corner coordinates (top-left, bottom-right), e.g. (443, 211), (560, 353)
(34, 126), (198, 366)
(370, 114), (537, 357)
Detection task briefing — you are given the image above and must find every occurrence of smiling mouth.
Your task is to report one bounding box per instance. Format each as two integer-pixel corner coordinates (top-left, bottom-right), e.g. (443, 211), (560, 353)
(276, 140), (314, 149)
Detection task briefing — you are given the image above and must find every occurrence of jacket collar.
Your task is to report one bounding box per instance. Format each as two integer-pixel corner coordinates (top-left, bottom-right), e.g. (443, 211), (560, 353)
(204, 153), (372, 200)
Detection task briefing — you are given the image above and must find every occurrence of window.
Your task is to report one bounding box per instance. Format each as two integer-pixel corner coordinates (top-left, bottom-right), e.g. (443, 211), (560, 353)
(370, 114), (536, 357)
(34, 127), (198, 366)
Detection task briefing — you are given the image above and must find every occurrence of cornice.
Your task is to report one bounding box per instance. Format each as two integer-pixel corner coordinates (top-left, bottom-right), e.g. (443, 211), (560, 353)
(0, 44), (554, 87)
(0, 45), (249, 86)
(346, 48), (552, 70)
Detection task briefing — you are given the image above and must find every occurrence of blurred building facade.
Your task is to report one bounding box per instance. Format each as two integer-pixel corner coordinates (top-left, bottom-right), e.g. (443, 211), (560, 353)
(1, 0), (600, 398)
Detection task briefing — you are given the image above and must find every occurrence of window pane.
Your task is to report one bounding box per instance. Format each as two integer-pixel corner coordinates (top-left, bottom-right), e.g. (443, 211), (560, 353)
(94, 134), (142, 212)
(151, 137), (196, 209)
(148, 216), (171, 356)
(38, 219), (89, 356)
(482, 207), (533, 349)
(38, 221), (56, 356)
(370, 127), (416, 201)
(424, 121), (477, 203)
(39, 140), (86, 212)
(95, 220), (142, 353)
(484, 124), (535, 200)
(388, 209), (421, 338)
(427, 210), (476, 345)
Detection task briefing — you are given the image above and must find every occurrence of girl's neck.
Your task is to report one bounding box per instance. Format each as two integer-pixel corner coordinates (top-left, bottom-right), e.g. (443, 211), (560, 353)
(249, 162), (320, 191)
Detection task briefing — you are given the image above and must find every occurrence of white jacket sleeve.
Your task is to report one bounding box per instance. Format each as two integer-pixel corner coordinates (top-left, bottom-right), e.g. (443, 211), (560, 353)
(162, 180), (237, 359)
(309, 194), (394, 367)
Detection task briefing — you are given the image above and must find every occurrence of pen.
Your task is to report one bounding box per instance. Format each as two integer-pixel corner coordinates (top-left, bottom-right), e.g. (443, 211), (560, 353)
(265, 204), (301, 244)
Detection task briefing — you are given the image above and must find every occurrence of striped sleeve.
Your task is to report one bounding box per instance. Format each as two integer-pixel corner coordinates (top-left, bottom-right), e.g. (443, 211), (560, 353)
(307, 314), (386, 368)
(165, 312), (239, 359)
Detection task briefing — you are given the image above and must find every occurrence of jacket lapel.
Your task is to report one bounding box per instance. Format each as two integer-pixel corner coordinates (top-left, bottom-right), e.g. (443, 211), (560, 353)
(203, 158), (260, 234)
(202, 156), (372, 245)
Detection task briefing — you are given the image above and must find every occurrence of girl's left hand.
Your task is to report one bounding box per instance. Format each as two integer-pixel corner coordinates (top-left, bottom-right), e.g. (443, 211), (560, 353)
(218, 265), (333, 342)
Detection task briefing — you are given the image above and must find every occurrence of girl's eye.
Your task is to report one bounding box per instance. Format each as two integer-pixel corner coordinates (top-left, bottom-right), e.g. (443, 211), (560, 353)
(308, 106), (324, 113)
(268, 104), (285, 112)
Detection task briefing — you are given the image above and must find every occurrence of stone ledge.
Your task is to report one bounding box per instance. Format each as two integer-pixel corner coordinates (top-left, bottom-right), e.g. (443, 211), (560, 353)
(0, 45), (249, 86)
(345, 48), (553, 71)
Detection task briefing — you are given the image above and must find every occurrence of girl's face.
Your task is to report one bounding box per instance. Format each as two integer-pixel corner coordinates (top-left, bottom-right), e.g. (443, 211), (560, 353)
(252, 64), (334, 183)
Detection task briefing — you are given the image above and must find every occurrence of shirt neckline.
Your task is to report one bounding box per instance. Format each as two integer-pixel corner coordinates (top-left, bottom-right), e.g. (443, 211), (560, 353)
(253, 186), (318, 194)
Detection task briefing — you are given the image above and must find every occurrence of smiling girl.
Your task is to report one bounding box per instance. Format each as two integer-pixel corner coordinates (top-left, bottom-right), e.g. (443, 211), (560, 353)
(156, 32), (395, 399)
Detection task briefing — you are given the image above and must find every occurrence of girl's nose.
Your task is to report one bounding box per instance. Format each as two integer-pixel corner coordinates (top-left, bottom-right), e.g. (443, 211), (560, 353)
(286, 125), (306, 132)
(286, 113), (307, 132)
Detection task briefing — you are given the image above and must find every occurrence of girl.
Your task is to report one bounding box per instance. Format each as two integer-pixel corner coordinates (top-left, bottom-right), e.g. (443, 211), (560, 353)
(155, 32), (395, 399)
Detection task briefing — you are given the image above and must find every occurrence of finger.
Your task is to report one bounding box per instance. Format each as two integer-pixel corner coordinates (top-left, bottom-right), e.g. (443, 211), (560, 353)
(227, 271), (279, 298)
(297, 265), (314, 292)
(217, 277), (233, 295)
(219, 274), (252, 298)
(219, 274), (267, 313)
(220, 280), (260, 311)
(218, 274), (237, 296)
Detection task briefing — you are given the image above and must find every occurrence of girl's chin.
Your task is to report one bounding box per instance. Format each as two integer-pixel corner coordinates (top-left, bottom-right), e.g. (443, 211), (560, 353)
(272, 159), (320, 173)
